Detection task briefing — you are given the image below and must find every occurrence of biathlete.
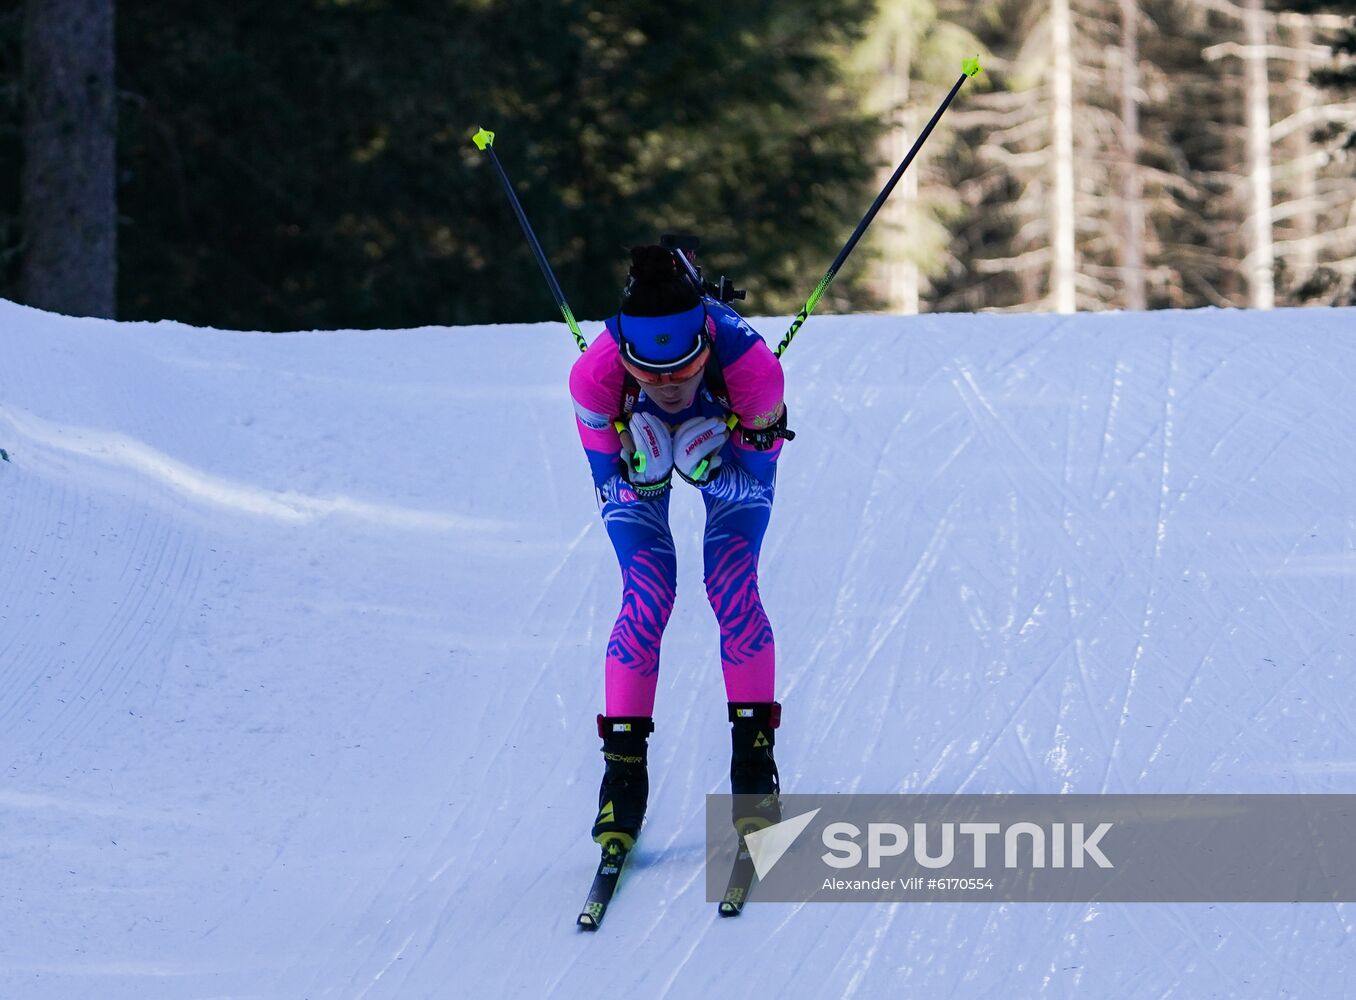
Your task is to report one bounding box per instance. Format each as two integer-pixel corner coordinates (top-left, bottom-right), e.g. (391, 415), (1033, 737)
(568, 241), (794, 849)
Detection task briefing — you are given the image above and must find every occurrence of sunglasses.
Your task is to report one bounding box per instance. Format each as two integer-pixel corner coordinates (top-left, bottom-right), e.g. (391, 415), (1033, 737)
(621, 349), (710, 386)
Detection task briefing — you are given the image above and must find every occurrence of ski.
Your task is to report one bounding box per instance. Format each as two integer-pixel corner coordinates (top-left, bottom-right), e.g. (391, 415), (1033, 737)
(717, 834), (757, 917)
(577, 839), (631, 930)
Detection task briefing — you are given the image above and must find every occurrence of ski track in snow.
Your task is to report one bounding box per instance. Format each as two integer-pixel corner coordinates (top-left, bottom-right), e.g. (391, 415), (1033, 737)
(1, 302), (1354, 998)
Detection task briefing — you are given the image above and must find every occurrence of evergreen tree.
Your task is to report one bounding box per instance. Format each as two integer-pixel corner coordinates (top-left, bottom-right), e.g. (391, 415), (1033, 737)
(1270, 0), (1356, 302)
(852, 0), (980, 313)
(20, 0), (117, 317)
(2, 0), (884, 330)
(931, 0), (1095, 312)
(1277, 1), (1355, 151)
(0, 8), (19, 295)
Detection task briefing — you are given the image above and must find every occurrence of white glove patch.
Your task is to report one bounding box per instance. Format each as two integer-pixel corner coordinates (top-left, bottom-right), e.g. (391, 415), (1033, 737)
(622, 411), (674, 485)
(673, 415), (730, 482)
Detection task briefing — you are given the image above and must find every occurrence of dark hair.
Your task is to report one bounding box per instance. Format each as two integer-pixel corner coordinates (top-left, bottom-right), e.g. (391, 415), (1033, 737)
(621, 245), (701, 317)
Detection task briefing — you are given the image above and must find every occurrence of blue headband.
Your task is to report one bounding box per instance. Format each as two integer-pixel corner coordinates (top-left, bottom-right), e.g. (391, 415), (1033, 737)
(616, 304), (708, 371)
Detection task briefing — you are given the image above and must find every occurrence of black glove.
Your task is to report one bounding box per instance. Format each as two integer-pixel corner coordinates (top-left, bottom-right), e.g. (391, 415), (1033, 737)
(738, 407), (795, 451)
(621, 466), (672, 500)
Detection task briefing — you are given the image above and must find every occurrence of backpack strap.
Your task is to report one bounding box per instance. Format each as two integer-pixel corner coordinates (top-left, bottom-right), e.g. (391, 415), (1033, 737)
(615, 369), (642, 432)
(702, 350), (732, 413)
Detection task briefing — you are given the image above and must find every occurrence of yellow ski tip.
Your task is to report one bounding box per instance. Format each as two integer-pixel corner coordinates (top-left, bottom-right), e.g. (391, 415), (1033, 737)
(962, 56), (983, 78)
(472, 127), (495, 151)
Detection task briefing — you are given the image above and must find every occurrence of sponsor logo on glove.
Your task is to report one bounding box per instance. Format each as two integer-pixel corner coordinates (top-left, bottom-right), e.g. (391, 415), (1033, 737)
(673, 416), (730, 483)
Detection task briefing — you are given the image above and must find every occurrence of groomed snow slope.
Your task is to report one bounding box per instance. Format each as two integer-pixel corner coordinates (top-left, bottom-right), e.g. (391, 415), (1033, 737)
(1, 299), (1353, 999)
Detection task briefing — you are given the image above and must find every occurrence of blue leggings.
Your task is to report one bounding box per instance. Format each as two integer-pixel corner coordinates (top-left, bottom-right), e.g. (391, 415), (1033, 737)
(600, 482), (776, 715)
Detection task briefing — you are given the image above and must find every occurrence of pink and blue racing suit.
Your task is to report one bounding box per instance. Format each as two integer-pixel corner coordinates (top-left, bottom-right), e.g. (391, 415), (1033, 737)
(569, 299), (786, 717)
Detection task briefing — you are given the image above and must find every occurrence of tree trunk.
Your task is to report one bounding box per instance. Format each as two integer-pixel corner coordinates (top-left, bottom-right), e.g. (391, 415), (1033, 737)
(1287, 14), (1318, 285)
(21, 0), (117, 318)
(879, 32), (919, 315)
(1051, 0), (1077, 313)
(1242, 0), (1274, 309)
(1119, 0), (1146, 310)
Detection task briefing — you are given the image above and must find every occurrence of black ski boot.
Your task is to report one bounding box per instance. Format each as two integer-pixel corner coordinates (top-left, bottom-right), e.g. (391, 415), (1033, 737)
(591, 714), (654, 849)
(729, 701), (782, 835)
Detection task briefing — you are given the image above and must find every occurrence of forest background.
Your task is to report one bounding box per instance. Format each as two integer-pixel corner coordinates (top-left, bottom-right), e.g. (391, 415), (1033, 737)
(2, 0), (1353, 331)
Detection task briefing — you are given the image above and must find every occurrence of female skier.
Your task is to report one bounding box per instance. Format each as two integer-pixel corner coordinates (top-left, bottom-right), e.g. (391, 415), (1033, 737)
(569, 242), (793, 850)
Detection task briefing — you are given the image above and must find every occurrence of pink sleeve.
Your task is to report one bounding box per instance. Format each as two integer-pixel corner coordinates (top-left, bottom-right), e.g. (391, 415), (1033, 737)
(569, 329), (625, 453)
(724, 338), (785, 450)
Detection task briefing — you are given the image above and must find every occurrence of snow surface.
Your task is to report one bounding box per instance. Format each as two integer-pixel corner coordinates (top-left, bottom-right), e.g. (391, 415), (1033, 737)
(1, 298), (1353, 999)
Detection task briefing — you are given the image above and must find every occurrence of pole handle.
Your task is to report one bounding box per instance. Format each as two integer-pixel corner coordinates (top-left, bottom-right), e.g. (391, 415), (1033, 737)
(471, 126), (588, 353)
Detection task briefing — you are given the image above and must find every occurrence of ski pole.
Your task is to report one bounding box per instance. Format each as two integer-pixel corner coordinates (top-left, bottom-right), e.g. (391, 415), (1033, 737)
(774, 57), (982, 359)
(471, 128), (588, 354)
